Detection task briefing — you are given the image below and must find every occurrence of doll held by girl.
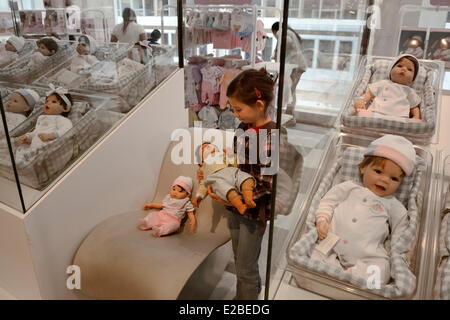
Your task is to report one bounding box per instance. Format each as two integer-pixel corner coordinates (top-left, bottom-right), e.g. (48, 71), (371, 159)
(354, 54), (422, 121)
(0, 89), (40, 138)
(15, 85), (73, 164)
(192, 142), (256, 215)
(139, 176), (196, 237)
(312, 134), (415, 284)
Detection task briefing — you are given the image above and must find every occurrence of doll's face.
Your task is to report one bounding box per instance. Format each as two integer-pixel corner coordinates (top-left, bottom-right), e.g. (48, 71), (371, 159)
(37, 43), (55, 56)
(5, 41), (17, 52)
(43, 94), (70, 115)
(390, 58), (415, 85)
(200, 143), (219, 164)
(360, 159), (404, 197)
(76, 43), (89, 55)
(6, 93), (30, 114)
(409, 39), (420, 48)
(170, 184), (188, 199)
(440, 39), (449, 50)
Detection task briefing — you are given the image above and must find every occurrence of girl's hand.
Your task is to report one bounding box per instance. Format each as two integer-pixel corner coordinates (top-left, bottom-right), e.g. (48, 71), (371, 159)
(207, 185), (232, 206)
(197, 168), (204, 182)
(192, 196), (202, 208)
(316, 220), (329, 240)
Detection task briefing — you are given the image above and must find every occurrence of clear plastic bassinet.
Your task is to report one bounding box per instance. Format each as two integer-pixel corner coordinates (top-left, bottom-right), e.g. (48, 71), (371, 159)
(285, 132), (435, 300)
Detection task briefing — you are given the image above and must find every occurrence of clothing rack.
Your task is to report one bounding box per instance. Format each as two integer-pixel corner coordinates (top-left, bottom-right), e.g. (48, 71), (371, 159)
(161, 4), (282, 68)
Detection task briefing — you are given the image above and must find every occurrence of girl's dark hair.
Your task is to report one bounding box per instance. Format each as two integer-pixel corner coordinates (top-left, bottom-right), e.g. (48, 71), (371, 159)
(122, 8), (136, 33)
(226, 68), (276, 114)
(174, 184), (186, 193)
(359, 155), (406, 177)
(37, 38), (58, 54)
(47, 93), (73, 117)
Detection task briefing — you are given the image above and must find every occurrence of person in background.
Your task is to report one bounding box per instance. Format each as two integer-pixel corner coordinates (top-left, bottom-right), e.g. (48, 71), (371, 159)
(271, 22), (307, 115)
(148, 29), (161, 45)
(110, 8), (146, 45)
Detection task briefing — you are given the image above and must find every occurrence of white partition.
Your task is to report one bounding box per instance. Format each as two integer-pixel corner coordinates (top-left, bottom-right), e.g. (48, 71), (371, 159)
(0, 69), (187, 299)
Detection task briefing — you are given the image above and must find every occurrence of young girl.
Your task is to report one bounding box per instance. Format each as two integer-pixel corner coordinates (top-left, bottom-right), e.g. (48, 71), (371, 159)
(200, 68), (277, 300)
(139, 176), (196, 237)
(354, 54), (422, 121)
(16, 86), (73, 164)
(312, 135), (414, 284)
(28, 37), (58, 68)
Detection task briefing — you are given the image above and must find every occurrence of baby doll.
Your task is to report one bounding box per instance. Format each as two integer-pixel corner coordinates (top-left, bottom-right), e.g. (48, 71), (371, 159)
(432, 37), (450, 62)
(0, 36), (25, 67)
(354, 54), (422, 121)
(192, 142), (256, 215)
(139, 176), (196, 237)
(312, 135), (415, 284)
(0, 89), (40, 138)
(28, 37), (58, 68)
(15, 85), (73, 163)
(69, 35), (99, 73)
(401, 35), (424, 59)
(128, 40), (151, 65)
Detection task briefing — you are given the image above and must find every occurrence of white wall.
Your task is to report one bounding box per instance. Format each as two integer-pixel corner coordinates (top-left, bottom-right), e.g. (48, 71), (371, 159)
(0, 204), (41, 299)
(4, 70), (186, 299)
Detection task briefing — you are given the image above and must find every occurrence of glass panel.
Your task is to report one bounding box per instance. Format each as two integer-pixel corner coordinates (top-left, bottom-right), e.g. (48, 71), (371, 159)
(0, 0), (180, 211)
(302, 0), (320, 19)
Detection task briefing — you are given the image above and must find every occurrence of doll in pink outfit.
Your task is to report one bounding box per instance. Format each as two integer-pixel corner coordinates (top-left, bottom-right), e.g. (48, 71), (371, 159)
(139, 176), (196, 237)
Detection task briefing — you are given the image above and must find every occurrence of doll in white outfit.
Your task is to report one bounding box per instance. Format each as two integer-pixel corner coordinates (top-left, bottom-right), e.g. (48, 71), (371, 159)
(432, 38), (450, 62)
(139, 176), (196, 237)
(192, 142), (256, 215)
(311, 135), (415, 284)
(401, 35), (424, 59)
(0, 36), (25, 67)
(15, 86), (73, 164)
(354, 54), (422, 121)
(69, 35), (99, 73)
(28, 37), (58, 68)
(0, 89), (40, 138)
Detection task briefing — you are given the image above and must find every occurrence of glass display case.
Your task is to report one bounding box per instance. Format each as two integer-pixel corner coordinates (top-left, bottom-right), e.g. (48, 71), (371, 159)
(0, 0), (181, 213)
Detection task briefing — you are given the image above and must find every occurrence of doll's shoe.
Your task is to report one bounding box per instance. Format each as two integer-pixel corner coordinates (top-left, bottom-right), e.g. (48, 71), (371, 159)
(152, 226), (162, 237)
(242, 190), (256, 208)
(138, 219), (150, 230)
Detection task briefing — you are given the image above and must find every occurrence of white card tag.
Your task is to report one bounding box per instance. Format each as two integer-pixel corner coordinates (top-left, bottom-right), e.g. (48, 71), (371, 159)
(316, 232), (340, 255)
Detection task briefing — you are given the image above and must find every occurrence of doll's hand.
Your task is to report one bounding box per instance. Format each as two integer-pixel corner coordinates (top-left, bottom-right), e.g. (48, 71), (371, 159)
(18, 135), (31, 145)
(354, 99), (367, 112)
(143, 202), (155, 210)
(192, 196), (202, 208)
(208, 185), (232, 206)
(316, 220), (329, 240)
(197, 168), (204, 182)
(190, 218), (196, 232)
(38, 133), (50, 142)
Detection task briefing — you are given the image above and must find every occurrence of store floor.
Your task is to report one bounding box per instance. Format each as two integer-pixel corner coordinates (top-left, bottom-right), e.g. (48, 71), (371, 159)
(209, 122), (334, 300)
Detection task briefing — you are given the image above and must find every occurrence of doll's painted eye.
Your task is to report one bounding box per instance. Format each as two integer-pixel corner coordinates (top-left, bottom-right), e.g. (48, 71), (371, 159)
(391, 177), (399, 182)
(374, 169), (382, 174)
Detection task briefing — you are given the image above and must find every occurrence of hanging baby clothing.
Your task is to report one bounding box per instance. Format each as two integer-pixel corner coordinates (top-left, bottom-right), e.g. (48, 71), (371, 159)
(201, 65), (225, 105)
(241, 20), (266, 53)
(218, 108), (239, 130)
(219, 69), (242, 109)
(230, 9), (253, 38)
(198, 105), (219, 128)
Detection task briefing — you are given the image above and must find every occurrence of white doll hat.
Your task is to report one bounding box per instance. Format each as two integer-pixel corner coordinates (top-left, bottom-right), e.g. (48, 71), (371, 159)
(78, 34), (97, 54)
(14, 89), (40, 110)
(389, 53), (420, 82)
(7, 36), (25, 51)
(364, 134), (416, 176)
(173, 176), (193, 195)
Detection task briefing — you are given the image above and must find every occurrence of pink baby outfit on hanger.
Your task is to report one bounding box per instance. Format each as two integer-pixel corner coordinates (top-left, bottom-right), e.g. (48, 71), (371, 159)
(212, 29), (241, 49)
(240, 20), (266, 53)
(201, 65), (225, 105)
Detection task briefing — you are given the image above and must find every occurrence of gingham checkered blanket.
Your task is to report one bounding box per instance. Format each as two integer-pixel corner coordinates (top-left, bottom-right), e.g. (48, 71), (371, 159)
(438, 212), (450, 300)
(341, 57), (437, 139)
(0, 99), (121, 189)
(288, 146), (426, 298)
(0, 42), (76, 84)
